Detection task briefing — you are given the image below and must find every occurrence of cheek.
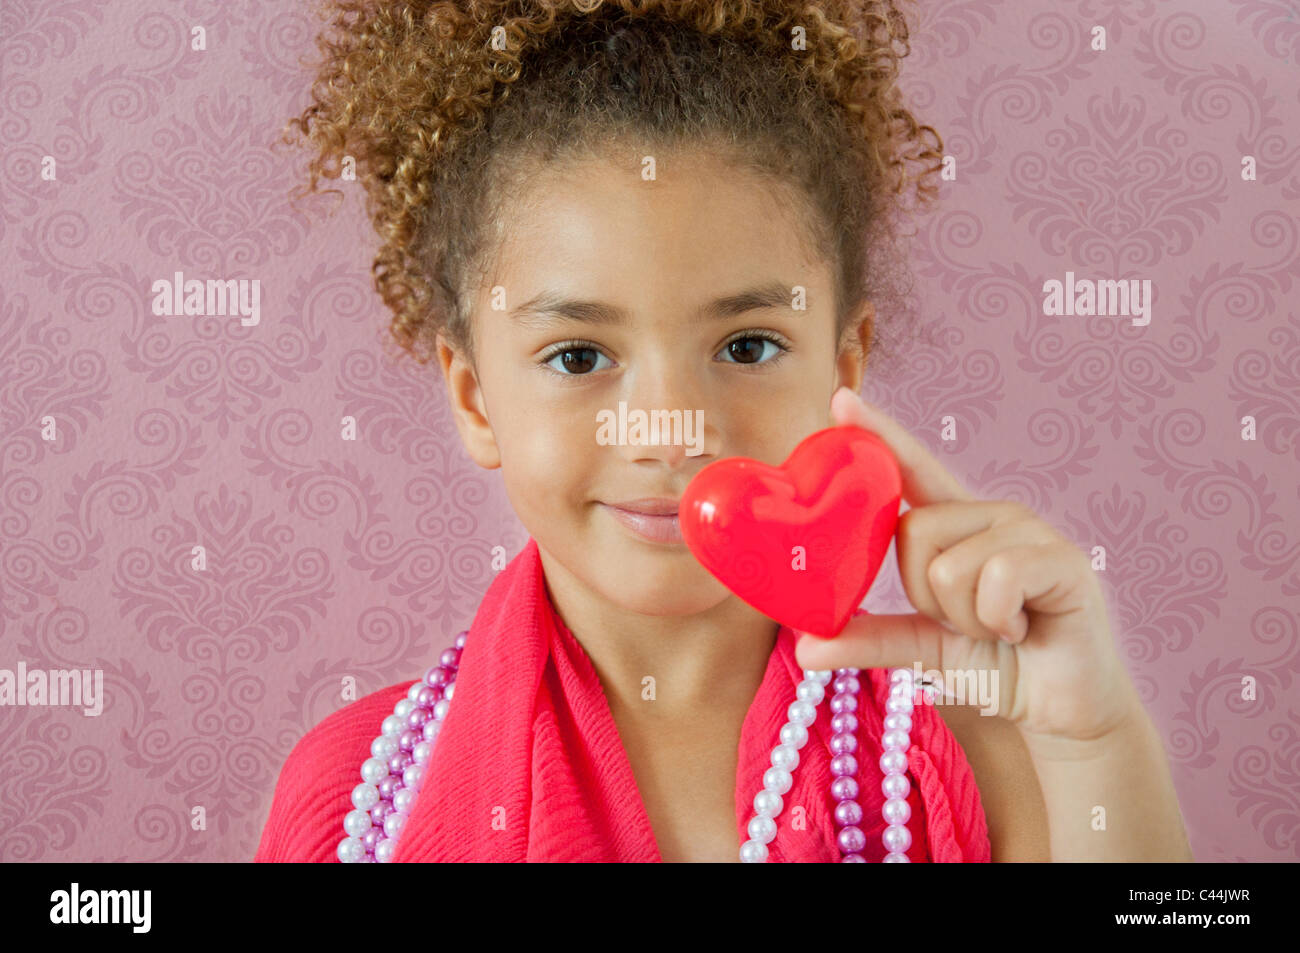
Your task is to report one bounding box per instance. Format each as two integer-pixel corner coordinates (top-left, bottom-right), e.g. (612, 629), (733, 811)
(719, 402), (809, 460)
(500, 415), (588, 502)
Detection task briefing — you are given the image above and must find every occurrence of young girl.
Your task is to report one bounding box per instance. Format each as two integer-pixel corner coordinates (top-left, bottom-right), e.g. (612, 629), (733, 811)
(255, 0), (1194, 862)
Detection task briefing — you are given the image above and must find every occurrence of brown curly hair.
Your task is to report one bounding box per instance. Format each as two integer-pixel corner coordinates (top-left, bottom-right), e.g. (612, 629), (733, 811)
(283, 0), (943, 371)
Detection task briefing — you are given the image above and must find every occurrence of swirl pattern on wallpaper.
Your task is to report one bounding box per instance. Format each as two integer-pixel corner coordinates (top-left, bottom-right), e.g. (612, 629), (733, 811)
(2, 0), (1297, 860)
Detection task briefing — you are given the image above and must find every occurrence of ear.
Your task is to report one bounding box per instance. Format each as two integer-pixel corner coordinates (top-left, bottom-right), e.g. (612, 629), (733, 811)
(835, 299), (874, 394)
(435, 331), (502, 470)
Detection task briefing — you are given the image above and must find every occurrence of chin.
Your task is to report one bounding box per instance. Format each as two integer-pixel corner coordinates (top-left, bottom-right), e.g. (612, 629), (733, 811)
(603, 569), (732, 616)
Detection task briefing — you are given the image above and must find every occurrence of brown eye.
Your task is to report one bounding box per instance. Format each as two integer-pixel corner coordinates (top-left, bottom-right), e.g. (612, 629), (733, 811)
(560, 348), (595, 373)
(727, 339), (763, 363)
(543, 345), (611, 375)
(720, 335), (783, 365)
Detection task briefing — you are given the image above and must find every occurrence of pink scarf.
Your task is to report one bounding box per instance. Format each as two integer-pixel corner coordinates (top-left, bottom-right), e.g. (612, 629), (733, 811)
(389, 538), (989, 862)
(255, 538), (989, 862)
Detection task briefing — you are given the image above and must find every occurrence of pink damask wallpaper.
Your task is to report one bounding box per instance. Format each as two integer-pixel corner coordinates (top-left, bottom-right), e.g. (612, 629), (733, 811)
(2, 0), (1297, 862)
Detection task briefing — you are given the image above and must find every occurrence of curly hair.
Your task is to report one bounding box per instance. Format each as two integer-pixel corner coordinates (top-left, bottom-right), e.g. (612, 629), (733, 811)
(283, 0), (943, 371)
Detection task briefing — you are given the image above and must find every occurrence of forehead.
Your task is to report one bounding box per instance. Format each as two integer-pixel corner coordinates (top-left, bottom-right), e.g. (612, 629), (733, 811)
(485, 149), (828, 305)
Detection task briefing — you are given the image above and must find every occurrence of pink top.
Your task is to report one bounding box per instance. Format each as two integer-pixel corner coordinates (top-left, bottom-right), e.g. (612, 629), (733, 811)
(256, 538), (991, 862)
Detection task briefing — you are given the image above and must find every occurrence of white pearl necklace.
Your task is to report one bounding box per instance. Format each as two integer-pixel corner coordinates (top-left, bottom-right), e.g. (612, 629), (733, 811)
(337, 631), (936, 862)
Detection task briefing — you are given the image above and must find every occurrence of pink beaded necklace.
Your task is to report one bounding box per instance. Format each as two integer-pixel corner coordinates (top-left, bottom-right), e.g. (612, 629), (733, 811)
(337, 630), (934, 863)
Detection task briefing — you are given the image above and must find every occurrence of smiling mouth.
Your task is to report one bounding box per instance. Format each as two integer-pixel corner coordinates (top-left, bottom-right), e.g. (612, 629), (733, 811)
(606, 497), (680, 516)
(601, 502), (684, 544)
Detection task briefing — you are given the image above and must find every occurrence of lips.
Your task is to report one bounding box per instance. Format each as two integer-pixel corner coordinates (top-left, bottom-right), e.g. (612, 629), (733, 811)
(607, 498), (680, 516)
(602, 499), (683, 543)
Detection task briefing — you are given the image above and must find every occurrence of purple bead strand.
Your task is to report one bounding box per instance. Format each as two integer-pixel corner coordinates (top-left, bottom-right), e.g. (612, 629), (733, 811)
(336, 631), (467, 863)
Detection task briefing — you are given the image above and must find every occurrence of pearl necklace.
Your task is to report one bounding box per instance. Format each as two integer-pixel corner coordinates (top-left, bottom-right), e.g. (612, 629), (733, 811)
(336, 630), (935, 863)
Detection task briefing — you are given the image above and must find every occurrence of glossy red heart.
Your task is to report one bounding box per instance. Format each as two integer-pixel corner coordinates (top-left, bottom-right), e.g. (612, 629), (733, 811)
(679, 425), (901, 638)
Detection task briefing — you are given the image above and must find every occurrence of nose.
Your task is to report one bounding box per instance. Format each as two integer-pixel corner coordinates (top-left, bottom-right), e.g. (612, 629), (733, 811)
(613, 360), (715, 467)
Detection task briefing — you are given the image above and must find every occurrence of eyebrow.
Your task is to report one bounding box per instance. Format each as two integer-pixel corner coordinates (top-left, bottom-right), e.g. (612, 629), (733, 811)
(507, 280), (795, 329)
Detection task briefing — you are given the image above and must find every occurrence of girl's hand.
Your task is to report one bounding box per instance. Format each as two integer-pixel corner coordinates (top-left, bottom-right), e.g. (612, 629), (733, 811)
(793, 387), (1144, 747)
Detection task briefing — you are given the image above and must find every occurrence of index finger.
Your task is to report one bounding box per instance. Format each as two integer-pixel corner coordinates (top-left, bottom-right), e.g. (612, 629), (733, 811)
(830, 386), (974, 506)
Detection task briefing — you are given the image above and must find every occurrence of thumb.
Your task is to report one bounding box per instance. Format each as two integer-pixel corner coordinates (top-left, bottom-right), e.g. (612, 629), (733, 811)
(793, 612), (951, 674)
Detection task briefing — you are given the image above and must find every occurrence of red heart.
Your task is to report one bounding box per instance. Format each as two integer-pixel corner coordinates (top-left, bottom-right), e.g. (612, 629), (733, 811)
(679, 425), (901, 638)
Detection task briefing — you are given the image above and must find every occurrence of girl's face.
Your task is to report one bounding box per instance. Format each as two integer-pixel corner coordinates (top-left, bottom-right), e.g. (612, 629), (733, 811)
(439, 146), (870, 618)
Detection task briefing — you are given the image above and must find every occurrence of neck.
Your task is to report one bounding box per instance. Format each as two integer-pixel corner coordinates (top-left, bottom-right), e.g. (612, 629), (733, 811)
(535, 544), (779, 722)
